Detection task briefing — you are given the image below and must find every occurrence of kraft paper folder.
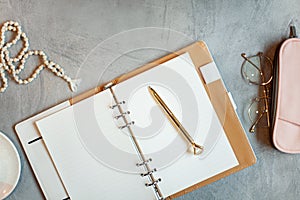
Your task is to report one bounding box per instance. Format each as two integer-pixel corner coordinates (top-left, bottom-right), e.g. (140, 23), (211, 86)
(15, 41), (256, 200)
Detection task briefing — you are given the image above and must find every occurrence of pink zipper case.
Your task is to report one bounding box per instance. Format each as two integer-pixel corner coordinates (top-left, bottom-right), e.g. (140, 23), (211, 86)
(272, 36), (300, 153)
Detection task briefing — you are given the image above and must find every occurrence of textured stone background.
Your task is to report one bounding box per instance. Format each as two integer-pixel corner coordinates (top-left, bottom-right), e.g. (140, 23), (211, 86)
(1, 0), (300, 199)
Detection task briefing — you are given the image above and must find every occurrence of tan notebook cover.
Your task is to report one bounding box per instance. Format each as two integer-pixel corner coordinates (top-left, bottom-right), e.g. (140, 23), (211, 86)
(15, 41), (255, 199)
(69, 41), (256, 199)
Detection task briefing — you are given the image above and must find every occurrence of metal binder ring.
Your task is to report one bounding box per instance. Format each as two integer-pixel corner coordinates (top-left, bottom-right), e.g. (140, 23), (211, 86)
(136, 158), (152, 167)
(114, 111), (130, 119)
(140, 168), (157, 177)
(118, 121), (135, 129)
(145, 178), (161, 187)
(109, 100), (125, 109)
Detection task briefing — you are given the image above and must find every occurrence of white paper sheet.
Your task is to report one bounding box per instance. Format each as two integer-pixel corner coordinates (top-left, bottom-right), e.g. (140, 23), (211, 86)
(114, 53), (239, 197)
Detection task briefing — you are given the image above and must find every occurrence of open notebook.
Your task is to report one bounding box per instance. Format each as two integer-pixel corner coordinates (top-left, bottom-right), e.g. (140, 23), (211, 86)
(35, 53), (238, 200)
(15, 41), (255, 200)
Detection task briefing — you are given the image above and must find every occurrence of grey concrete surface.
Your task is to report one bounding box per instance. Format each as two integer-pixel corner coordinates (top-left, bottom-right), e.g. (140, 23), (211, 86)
(1, 0), (300, 199)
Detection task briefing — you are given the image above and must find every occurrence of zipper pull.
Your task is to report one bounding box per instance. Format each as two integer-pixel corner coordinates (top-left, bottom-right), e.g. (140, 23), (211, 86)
(289, 19), (297, 38)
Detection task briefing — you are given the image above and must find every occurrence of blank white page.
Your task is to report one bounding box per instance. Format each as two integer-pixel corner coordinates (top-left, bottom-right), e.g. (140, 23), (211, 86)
(36, 89), (156, 200)
(114, 52), (239, 197)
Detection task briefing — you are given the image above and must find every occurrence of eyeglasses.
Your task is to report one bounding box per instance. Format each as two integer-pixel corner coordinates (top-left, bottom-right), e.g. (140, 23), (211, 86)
(241, 52), (273, 133)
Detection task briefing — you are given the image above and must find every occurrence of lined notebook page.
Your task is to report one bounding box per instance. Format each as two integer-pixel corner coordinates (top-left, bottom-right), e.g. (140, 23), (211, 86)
(114, 52), (239, 197)
(36, 89), (156, 200)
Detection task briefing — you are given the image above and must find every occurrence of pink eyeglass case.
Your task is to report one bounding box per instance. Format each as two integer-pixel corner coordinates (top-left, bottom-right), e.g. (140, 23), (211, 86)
(272, 37), (300, 153)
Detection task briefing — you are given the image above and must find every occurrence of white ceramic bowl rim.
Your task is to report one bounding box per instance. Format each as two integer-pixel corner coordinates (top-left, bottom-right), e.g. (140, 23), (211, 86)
(0, 131), (21, 199)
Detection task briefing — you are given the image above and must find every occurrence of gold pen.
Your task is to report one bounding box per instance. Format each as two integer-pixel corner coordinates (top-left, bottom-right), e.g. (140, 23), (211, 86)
(148, 86), (203, 155)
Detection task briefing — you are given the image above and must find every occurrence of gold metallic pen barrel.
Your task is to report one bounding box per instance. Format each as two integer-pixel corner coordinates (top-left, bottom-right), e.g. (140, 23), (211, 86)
(148, 86), (203, 155)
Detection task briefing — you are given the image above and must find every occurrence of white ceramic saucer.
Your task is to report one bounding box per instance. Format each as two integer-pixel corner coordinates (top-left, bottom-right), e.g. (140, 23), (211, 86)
(0, 131), (21, 200)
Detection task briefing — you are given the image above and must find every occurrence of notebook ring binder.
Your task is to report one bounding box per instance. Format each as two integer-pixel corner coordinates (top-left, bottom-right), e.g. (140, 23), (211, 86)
(109, 100), (126, 109)
(136, 158), (152, 166)
(140, 168), (157, 177)
(145, 178), (162, 187)
(104, 82), (164, 200)
(118, 121), (135, 129)
(114, 111), (130, 119)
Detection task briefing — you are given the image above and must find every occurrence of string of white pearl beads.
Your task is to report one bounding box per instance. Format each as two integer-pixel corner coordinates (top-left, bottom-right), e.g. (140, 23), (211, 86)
(0, 20), (80, 93)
